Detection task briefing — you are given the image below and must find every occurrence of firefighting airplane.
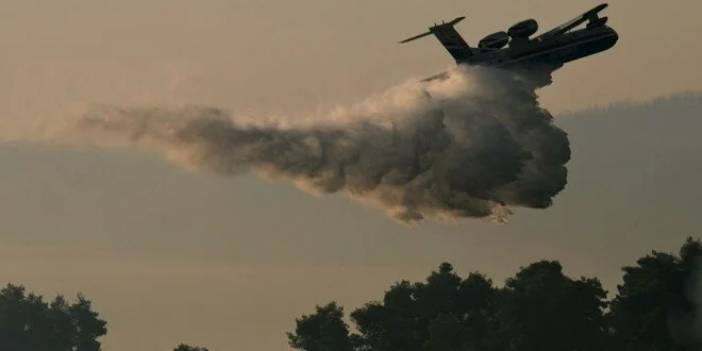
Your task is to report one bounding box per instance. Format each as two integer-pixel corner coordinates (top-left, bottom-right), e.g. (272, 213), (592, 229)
(399, 4), (618, 80)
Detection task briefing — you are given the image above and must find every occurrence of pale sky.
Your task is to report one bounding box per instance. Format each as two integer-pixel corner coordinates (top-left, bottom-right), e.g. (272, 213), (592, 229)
(0, 0), (701, 124)
(0, 1), (701, 350)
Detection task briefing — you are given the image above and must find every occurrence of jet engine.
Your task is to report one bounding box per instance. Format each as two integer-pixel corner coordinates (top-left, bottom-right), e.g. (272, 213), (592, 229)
(478, 31), (510, 49)
(508, 19), (538, 38)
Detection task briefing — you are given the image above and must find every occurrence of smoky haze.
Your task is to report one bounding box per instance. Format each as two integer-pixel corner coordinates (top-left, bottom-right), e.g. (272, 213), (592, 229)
(69, 67), (570, 221)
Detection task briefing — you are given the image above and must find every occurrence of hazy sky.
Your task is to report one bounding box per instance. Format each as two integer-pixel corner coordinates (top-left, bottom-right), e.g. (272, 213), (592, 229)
(0, 1), (701, 350)
(0, 0), (701, 126)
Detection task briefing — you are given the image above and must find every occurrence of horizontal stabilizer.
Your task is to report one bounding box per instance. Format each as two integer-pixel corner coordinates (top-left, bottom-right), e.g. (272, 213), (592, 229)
(399, 31), (433, 44)
(399, 16), (466, 44)
(398, 16), (474, 62)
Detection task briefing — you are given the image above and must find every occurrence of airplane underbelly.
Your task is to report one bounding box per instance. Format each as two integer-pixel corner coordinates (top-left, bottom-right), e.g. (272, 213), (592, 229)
(502, 29), (618, 68)
(555, 32), (618, 63)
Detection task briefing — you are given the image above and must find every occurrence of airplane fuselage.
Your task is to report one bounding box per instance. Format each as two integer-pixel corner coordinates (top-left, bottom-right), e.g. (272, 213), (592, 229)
(400, 4), (619, 83)
(463, 25), (619, 71)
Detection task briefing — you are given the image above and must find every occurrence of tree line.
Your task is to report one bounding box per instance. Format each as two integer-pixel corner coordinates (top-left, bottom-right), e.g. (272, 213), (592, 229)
(0, 284), (206, 351)
(1, 237), (699, 350)
(289, 238), (702, 351)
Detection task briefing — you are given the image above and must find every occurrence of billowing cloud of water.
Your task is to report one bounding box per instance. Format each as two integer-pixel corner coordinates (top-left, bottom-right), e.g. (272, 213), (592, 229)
(72, 66), (570, 222)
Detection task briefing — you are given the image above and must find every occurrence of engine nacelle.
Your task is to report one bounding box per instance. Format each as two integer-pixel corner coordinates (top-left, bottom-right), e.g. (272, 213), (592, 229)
(478, 31), (510, 49)
(508, 19), (538, 38)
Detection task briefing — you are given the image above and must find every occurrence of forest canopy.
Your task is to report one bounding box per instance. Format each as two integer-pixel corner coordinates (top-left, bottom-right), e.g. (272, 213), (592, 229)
(1, 237), (699, 351)
(0, 284), (106, 351)
(289, 238), (702, 351)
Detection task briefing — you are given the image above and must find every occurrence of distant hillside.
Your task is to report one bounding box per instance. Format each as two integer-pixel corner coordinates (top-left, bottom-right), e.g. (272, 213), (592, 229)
(539, 92), (702, 255)
(560, 92), (702, 162)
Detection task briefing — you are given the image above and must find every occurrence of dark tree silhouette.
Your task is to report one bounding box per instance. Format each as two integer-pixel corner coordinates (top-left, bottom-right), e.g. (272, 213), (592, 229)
(495, 261), (608, 351)
(0, 284), (107, 351)
(290, 238), (702, 351)
(288, 302), (354, 351)
(351, 263), (498, 351)
(1, 239), (699, 351)
(610, 237), (702, 351)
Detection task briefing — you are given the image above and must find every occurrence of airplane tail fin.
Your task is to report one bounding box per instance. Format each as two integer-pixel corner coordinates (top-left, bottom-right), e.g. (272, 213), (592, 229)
(399, 17), (474, 62)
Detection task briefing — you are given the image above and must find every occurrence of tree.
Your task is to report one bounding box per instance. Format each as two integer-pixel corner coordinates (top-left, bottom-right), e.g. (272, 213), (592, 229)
(296, 241), (702, 351)
(0, 284), (107, 351)
(350, 263), (500, 351)
(609, 237), (702, 351)
(288, 302), (354, 351)
(292, 260), (611, 351)
(495, 261), (608, 351)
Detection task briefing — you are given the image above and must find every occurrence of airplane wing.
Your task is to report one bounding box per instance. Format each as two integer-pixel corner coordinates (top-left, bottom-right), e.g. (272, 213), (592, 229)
(535, 3), (608, 40)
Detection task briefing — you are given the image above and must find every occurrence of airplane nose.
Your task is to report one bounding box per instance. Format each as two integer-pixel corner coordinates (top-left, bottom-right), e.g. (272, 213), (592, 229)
(611, 29), (619, 44)
(605, 26), (619, 48)
(610, 26), (619, 39)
